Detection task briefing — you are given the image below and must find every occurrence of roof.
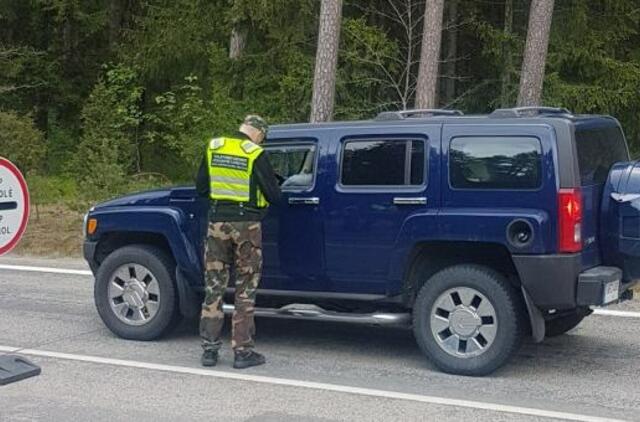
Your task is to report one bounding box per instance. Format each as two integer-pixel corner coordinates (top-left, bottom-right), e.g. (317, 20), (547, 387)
(269, 108), (618, 134)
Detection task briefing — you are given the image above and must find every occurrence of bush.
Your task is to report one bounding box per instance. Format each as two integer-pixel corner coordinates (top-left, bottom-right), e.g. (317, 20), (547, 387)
(0, 111), (46, 172)
(27, 174), (79, 205)
(73, 137), (127, 201)
(69, 65), (143, 200)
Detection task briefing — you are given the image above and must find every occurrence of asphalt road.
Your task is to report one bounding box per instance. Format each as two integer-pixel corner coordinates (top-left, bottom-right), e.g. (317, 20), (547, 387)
(0, 256), (639, 422)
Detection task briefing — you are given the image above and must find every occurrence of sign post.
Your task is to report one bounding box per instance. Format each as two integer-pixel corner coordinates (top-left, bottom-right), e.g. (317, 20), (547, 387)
(0, 157), (39, 385)
(0, 157), (30, 256)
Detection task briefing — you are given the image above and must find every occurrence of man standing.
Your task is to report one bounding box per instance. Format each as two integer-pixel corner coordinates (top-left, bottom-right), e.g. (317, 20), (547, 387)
(196, 115), (281, 369)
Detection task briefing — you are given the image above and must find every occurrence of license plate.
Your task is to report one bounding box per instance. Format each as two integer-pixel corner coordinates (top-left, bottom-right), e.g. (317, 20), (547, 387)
(603, 280), (620, 304)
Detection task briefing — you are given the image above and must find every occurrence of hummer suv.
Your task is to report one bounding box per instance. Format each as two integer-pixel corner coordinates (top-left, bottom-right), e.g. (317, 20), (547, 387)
(83, 107), (638, 375)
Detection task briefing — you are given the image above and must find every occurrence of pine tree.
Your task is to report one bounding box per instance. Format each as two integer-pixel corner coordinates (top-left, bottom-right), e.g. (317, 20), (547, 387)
(517, 0), (555, 106)
(310, 0), (343, 122)
(415, 0), (445, 109)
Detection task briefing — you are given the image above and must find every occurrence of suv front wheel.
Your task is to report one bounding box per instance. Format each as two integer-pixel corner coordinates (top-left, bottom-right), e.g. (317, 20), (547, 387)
(94, 244), (179, 340)
(413, 264), (524, 376)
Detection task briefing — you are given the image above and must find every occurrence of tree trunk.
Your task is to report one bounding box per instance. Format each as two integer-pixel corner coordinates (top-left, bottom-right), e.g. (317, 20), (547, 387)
(61, 11), (74, 66)
(415, 0), (445, 109)
(517, 0), (555, 107)
(500, 0), (514, 107)
(310, 0), (343, 123)
(109, 0), (125, 48)
(443, 0), (458, 105)
(229, 26), (247, 60)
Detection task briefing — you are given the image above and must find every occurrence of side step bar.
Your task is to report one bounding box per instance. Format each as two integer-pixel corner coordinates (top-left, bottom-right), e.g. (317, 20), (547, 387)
(222, 303), (411, 327)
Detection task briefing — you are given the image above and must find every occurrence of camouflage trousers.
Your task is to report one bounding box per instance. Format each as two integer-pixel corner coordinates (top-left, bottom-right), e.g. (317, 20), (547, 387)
(200, 221), (262, 353)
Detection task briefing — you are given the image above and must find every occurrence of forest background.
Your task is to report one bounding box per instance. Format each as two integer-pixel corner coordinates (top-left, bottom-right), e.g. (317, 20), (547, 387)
(1, 0), (639, 255)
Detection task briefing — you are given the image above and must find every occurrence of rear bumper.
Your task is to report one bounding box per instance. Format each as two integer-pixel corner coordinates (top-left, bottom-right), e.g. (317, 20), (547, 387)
(576, 266), (624, 306)
(513, 254), (635, 309)
(513, 254), (582, 309)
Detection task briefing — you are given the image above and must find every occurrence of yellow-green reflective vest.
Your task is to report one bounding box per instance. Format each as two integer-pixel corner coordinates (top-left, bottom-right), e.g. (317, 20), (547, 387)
(206, 137), (268, 208)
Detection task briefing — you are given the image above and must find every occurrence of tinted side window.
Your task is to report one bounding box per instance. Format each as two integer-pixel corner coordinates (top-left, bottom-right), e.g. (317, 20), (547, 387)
(450, 137), (542, 189)
(265, 143), (316, 189)
(575, 126), (629, 186)
(341, 139), (425, 186)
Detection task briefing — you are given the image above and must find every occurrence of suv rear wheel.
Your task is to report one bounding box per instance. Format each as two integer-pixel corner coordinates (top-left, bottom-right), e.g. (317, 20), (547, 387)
(413, 264), (524, 376)
(94, 244), (179, 340)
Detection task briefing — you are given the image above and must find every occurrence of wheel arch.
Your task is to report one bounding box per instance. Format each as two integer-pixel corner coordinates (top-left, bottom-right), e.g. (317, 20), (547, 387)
(87, 207), (203, 284)
(402, 241), (520, 304)
(402, 240), (541, 340)
(94, 231), (174, 267)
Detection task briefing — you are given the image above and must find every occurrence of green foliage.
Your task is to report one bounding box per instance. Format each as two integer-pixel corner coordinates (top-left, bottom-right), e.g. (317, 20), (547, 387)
(122, 0), (222, 84)
(3, 0), (640, 206)
(0, 111), (46, 172)
(45, 116), (79, 174)
(337, 17), (402, 118)
(69, 64), (144, 200)
(27, 174), (78, 205)
(544, 0), (640, 151)
(147, 75), (214, 167)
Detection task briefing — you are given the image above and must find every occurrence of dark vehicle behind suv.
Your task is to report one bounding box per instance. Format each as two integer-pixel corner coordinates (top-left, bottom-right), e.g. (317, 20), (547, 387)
(83, 107), (637, 375)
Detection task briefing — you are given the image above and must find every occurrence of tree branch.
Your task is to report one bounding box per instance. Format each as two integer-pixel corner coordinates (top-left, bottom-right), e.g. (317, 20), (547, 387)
(0, 83), (46, 93)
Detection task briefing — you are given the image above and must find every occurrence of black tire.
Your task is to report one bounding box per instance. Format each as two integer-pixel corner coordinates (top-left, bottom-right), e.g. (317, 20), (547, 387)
(412, 264), (525, 376)
(545, 309), (590, 337)
(94, 244), (179, 340)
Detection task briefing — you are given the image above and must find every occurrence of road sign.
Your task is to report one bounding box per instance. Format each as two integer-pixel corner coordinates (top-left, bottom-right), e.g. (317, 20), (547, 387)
(0, 157), (30, 256)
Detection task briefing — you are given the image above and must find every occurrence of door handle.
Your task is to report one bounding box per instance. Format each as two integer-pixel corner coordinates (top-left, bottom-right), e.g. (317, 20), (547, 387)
(393, 197), (427, 205)
(289, 197), (320, 205)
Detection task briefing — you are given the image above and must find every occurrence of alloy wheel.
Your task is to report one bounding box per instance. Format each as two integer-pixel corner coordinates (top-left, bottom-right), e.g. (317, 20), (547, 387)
(108, 263), (160, 326)
(430, 287), (498, 358)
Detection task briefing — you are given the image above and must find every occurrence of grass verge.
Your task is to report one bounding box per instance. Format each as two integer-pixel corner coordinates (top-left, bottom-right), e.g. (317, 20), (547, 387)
(12, 204), (84, 257)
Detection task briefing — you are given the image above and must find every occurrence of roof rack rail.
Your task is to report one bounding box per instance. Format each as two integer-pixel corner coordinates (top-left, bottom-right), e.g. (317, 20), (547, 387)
(490, 106), (572, 118)
(375, 109), (464, 121)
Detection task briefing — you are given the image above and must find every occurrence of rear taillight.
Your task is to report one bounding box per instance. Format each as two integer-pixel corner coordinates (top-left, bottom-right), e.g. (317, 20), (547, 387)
(558, 188), (583, 253)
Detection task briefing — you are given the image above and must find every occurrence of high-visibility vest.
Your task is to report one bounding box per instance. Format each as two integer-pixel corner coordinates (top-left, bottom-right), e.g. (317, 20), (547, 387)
(206, 137), (268, 208)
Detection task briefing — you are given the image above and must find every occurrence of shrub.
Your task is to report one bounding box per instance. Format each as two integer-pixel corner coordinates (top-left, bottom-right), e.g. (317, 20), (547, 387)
(0, 111), (46, 172)
(27, 174), (78, 205)
(70, 64), (143, 200)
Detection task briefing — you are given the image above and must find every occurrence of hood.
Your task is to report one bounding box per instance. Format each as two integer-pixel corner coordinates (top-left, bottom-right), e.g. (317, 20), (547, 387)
(93, 186), (197, 209)
(94, 188), (172, 209)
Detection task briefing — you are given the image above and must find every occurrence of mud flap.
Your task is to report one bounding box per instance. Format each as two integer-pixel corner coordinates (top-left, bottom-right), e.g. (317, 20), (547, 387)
(176, 268), (202, 318)
(521, 286), (545, 342)
(0, 355), (41, 385)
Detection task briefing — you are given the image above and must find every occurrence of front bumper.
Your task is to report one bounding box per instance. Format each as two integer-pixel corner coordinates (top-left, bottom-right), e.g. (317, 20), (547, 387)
(83, 240), (98, 274)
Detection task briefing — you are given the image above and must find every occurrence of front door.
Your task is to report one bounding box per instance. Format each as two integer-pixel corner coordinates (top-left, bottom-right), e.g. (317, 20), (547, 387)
(323, 127), (440, 294)
(261, 139), (326, 291)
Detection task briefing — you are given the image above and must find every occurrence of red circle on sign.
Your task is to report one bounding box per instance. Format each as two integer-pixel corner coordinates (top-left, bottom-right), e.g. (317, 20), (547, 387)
(0, 157), (30, 255)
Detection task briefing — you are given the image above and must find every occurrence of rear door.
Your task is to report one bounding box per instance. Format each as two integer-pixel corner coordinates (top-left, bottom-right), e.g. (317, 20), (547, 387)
(323, 126), (440, 294)
(441, 124), (557, 252)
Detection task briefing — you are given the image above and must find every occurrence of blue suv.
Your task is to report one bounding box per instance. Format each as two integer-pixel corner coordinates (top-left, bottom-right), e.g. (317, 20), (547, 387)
(83, 107), (638, 375)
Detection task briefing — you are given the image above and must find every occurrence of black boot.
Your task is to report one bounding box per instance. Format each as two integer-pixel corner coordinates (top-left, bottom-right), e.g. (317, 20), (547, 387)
(201, 350), (218, 367)
(233, 350), (266, 369)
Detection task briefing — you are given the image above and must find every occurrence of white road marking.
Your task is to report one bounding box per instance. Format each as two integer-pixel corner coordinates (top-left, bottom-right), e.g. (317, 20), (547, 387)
(592, 309), (640, 318)
(0, 264), (92, 276)
(0, 345), (626, 422)
(1, 263), (640, 320)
